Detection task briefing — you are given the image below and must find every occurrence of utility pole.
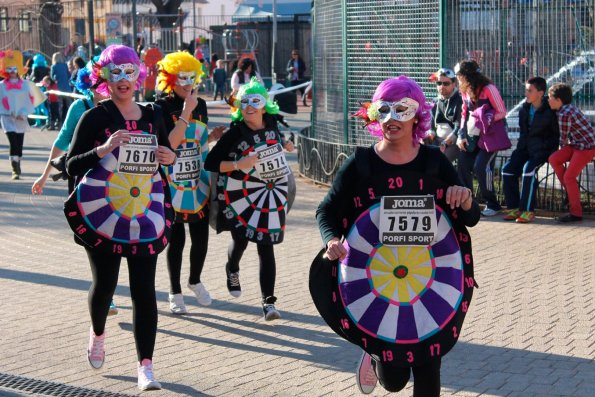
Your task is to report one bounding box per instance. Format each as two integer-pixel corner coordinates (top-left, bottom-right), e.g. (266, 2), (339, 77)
(271, 0), (277, 84)
(87, 0), (94, 56)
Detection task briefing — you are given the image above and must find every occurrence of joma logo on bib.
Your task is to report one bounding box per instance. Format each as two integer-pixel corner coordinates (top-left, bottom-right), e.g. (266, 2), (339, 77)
(383, 197), (434, 210)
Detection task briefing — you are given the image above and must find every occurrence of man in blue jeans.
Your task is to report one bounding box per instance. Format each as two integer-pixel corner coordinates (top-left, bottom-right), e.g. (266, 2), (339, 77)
(502, 77), (559, 223)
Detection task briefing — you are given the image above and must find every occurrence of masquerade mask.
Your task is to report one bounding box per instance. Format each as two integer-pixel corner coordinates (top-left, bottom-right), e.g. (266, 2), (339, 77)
(6, 66), (18, 74)
(237, 94), (267, 110)
(177, 71), (196, 86)
(106, 63), (140, 82)
(373, 98), (419, 123)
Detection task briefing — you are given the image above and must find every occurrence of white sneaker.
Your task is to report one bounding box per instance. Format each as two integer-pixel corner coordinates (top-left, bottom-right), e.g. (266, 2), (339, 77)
(187, 282), (212, 306)
(87, 327), (105, 369)
(168, 293), (188, 314)
(355, 351), (377, 394)
(137, 359), (161, 391)
(481, 207), (499, 217)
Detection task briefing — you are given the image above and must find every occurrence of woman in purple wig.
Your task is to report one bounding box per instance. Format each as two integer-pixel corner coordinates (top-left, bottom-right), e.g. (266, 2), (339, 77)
(315, 76), (480, 396)
(66, 45), (175, 391)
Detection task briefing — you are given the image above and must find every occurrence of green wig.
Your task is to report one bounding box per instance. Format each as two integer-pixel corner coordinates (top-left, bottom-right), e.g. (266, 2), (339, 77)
(231, 77), (279, 122)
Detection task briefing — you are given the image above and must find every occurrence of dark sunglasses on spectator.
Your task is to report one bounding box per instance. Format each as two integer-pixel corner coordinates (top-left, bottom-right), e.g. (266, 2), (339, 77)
(436, 81), (452, 86)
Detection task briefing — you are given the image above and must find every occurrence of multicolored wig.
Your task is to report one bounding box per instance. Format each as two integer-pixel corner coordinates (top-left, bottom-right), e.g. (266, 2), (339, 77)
(90, 45), (146, 97)
(0, 50), (24, 79)
(75, 67), (92, 95)
(231, 77), (279, 122)
(156, 51), (204, 94)
(353, 76), (432, 144)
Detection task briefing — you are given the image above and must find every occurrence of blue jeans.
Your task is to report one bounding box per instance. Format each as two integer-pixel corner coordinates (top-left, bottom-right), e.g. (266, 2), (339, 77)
(458, 148), (501, 210)
(502, 149), (547, 212)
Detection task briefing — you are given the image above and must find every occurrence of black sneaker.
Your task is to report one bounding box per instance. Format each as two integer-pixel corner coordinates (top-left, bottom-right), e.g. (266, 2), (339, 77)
(262, 296), (281, 321)
(556, 213), (583, 223)
(226, 270), (241, 298)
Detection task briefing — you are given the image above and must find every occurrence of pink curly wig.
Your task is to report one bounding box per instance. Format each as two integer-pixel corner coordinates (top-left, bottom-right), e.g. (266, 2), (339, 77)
(91, 45), (147, 97)
(362, 76), (432, 144)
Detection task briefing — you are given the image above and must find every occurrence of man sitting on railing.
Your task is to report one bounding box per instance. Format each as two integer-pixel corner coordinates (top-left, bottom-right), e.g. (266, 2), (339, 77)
(548, 83), (595, 223)
(501, 77), (559, 223)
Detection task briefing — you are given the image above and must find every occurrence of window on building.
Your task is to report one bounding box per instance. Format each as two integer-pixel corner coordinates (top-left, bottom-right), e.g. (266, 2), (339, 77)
(18, 11), (32, 33)
(0, 8), (8, 32)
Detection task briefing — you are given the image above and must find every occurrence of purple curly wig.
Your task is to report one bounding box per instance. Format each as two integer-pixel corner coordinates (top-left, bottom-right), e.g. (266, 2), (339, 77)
(366, 76), (432, 144)
(91, 45), (146, 97)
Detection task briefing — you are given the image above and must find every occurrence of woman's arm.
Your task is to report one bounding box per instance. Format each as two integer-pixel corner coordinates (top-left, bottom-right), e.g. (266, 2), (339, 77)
(484, 84), (507, 121)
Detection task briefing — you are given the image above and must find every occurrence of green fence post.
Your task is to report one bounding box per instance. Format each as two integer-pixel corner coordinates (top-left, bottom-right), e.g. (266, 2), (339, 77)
(342, 0), (348, 145)
(439, 0), (447, 67)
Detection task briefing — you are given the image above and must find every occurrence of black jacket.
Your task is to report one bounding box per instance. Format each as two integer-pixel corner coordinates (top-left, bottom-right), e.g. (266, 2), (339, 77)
(517, 97), (559, 159)
(286, 57), (306, 81)
(431, 90), (463, 137)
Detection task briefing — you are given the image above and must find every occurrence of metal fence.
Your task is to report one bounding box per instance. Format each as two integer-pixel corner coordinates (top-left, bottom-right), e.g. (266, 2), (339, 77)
(306, 0), (595, 213)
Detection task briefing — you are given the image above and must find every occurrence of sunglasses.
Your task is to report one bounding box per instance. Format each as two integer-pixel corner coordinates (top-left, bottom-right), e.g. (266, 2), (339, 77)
(435, 81), (452, 86)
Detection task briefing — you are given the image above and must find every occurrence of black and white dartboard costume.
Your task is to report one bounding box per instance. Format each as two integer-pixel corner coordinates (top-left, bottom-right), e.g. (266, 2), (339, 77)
(312, 145), (480, 368)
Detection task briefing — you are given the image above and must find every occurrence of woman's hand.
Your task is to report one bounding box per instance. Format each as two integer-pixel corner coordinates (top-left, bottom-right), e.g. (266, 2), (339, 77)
(238, 152), (258, 169)
(446, 185), (473, 211)
(182, 88), (198, 115)
(32, 175), (48, 195)
(457, 137), (468, 151)
(156, 146), (176, 166)
(208, 125), (226, 143)
(325, 237), (347, 261)
(97, 129), (131, 158)
(283, 140), (295, 152)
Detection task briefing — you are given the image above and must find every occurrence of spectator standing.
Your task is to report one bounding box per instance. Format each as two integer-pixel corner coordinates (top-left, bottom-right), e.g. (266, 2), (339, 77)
(42, 76), (60, 130)
(31, 54), (50, 83)
(286, 49), (307, 106)
(502, 77), (559, 223)
(427, 67), (462, 163)
(212, 59), (227, 100)
(456, 60), (511, 217)
(548, 83), (595, 223)
(50, 52), (72, 126)
(230, 58), (264, 96)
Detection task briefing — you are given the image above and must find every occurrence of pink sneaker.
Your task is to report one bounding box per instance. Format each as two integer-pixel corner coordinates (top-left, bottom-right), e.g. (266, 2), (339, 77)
(138, 359), (162, 391)
(87, 327), (105, 369)
(355, 351), (377, 394)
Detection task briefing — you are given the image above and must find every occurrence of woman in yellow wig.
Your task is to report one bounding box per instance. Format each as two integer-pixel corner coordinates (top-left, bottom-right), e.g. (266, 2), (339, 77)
(155, 51), (225, 314)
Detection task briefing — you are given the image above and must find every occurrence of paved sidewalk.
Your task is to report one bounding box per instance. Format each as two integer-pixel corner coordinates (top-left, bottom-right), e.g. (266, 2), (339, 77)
(0, 107), (593, 396)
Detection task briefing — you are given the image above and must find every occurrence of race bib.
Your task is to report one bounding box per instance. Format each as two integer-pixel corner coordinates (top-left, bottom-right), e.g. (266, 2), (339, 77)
(117, 134), (158, 174)
(378, 195), (437, 246)
(172, 145), (201, 182)
(254, 143), (289, 180)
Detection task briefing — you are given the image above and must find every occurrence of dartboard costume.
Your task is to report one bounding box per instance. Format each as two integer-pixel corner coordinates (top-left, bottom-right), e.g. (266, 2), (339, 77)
(64, 100), (174, 257)
(313, 145), (480, 369)
(157, 94), (210, 223)
(204, 114), (296, 245)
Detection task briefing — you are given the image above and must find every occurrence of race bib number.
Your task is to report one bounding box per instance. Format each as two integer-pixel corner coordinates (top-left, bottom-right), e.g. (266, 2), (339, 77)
(378, 195), (437, 246)
(255, 143), (290, 180)
(117, 134), (158, 174)
(173, 146), (201, 182)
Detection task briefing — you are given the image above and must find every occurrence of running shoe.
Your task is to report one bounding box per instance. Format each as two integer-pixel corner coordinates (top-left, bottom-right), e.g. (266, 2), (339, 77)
(262, 296), (281, 321)
(137, 359), (161, 391)
(188, 282), (212, 306)
(355, 351), (377, 394)
(515, 211), (535, 223)
(226, 271), (242, 298)
(168, 293), (188, 315)
(503, 209), (520, 221)
(87, 327), (105, 369)
(108, 300), (118, 316)
(481, 207), (499, 217)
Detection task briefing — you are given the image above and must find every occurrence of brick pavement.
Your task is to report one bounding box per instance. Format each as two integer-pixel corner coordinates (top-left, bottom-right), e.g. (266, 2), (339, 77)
(0, 107), (593, 396)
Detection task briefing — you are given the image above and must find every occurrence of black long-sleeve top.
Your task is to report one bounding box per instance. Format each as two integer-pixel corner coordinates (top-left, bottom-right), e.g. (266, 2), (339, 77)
(155, 92), (208, 133)
(66, 101), (170, 178)
(316, 145), (480, 246)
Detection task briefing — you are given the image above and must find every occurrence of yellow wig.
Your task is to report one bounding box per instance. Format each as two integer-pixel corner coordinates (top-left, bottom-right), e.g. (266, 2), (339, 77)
(156, 51), (204, 94)
(0, 50), (24, 79)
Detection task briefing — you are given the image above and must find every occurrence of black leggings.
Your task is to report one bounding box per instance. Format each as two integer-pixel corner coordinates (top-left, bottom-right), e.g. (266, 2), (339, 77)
(86, 248), (158, 362)
(226, 235), (276, 298)
(374, 358), (441, 396)
(166, 220), (209, 294)
(5, 132), (24, 157)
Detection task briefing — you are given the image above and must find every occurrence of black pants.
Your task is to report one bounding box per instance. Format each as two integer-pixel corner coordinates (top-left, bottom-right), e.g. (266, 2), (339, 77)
(86, 248), (157, 361)
(166, 220), (209, 294)
(5, 132), (24, 157)
(289, 79), (306, 96)
(374, 358), (441, 396)
(48, 102), (60, 127)
(226, 235), (276, 298)
(458, 148), (501, 210)
(59, 97), (72, 124)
